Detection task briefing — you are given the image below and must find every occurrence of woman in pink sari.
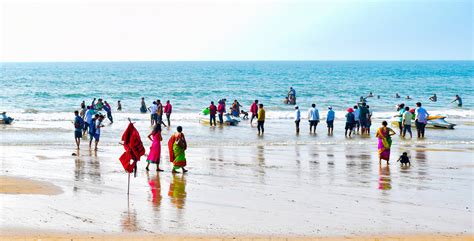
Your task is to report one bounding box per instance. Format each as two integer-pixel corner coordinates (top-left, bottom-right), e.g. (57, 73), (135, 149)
(375, 121), (396, 164)
(146, 124), (163, 172)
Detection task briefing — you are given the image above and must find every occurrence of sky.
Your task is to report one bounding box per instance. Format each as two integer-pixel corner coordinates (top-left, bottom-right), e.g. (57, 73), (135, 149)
(1, 0), (472, 62)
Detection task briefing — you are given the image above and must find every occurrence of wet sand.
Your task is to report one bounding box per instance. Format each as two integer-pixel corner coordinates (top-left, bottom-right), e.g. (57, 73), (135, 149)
(0, 176), (62, 195)
(0, 140), (472, 238)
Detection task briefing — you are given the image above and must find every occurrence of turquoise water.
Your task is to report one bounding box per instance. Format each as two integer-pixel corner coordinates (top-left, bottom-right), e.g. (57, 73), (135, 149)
(1, 61), (473, 115)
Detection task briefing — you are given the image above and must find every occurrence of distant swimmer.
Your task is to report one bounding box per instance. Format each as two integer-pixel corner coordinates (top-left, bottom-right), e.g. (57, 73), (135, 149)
(366, 92), (374, 98)
(377, 95), (380, 99)
(405, 95), (412, 100)
(429, 94), (437, 102)
(359, 96), (367, 104)
(451, 95), (462, 107)
(395, 93), (401, 98)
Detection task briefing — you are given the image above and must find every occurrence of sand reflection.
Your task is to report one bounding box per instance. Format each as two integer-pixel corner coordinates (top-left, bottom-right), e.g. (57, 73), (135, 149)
(378, 165), (391, 191)
(147, 172), (162, 210)
(168, 174), (187, 209)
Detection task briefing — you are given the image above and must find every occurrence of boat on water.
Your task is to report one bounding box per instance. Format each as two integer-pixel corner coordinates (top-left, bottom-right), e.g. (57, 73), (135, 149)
(391, 115), (456, 129)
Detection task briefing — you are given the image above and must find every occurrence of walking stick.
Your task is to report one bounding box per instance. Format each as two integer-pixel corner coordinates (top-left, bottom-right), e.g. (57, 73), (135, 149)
(127, 172), (130, 195)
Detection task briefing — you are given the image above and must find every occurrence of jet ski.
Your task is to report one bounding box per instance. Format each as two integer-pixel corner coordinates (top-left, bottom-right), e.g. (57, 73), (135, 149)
(199, 113), (240, 126)
(391, 115), (455, 129)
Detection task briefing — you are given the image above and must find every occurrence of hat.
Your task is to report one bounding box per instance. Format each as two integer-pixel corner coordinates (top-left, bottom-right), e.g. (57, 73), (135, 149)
(328, 106), (332, 109)
(347, 108), (354, 113)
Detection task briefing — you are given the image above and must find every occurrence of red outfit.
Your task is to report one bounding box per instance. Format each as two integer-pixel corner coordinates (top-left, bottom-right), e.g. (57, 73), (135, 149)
(209, 104), (217, 115)
(250, 103), (258, 115)
(164, 103), (172, 114)
(217, 103), (225, 114)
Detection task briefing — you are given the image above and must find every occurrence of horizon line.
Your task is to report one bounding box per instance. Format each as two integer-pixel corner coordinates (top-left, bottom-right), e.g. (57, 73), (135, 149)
(1, 59), (473, 64)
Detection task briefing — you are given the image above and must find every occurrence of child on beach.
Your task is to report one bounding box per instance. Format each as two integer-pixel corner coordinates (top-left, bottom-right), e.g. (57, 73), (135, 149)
(91, 115), (104, 150)
(240, 110), (249, 120)
(345, 108), (355, 137)
(397, 152), (411, 166)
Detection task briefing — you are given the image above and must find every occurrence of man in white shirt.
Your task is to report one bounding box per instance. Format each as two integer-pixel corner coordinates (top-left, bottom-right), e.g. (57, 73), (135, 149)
(307, 104), (320, 134)
(294, 105), (301, 134)
(415, 102), (429, 138)
(148, 101), (158, 126)
(83, 106), (94, 136)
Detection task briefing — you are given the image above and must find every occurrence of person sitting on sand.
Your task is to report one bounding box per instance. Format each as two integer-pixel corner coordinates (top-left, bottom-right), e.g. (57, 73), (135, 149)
(376, 121), (396, 165)
(168, 126), (188, 173)
(397, 152), (411, 166)
(429, 94), (437, 102)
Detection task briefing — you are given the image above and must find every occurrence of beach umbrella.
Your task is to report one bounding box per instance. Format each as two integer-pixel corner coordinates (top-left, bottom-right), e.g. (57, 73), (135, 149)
(119, 119), (145, 194)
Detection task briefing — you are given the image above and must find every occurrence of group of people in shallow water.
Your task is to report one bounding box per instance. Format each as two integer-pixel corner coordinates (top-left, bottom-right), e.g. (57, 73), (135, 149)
(72, 90), (463, 173)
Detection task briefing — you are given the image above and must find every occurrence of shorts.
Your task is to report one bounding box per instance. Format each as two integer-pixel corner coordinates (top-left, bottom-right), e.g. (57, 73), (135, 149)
(83, 122), (90, 131)
(355, 120), (360, 127)
(93, 133), (100, 141)
(75, 130), (82, 138)
(359, 119), (368, 128)
(309, 120), (319, 127)
(326, 120), (334, 128)
(345, 122), (354, 130)
(151, 114), (158, 121)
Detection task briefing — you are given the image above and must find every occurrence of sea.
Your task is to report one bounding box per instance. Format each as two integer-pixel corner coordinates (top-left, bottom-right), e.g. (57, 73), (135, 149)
(1, 61), (473, 146)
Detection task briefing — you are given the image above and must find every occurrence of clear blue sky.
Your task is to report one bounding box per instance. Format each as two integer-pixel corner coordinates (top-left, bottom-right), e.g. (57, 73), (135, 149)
(1, 0), (472, 61)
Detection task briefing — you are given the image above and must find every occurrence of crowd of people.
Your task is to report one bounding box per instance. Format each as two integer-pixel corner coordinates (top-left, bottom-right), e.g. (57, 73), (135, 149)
(72, 90), (463, 173)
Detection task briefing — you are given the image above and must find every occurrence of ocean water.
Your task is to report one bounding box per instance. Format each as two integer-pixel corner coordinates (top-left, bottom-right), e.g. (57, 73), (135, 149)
(1, 61), (473, 146)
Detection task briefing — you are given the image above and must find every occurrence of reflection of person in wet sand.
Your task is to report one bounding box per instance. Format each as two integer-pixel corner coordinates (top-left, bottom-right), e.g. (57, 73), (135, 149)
(168, 174), (187, 209)
(121, 207), (140, 232)
(378, 165), (391, 190)
(147, 172), (162, 208)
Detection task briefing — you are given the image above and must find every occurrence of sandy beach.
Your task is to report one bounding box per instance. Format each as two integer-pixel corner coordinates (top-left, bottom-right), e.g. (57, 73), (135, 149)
(1, 116), (473, 240)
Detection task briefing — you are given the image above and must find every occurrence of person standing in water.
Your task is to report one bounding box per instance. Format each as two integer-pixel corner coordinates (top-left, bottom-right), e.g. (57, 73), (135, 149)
(345, 108), (355, 137)
(451, 95), (462, 107)
(294, 105), (301, 134)
(367, 105), (373, 134)
(394, 103), (405, 134)
(429, 94), (437, 102)
(250, 100), (258, 124)
(88, 114), (98, 149)
(164, 100), (172, 127)
(148, 101), (158, 126)
(80, 101), (86, 119)
(307, 104), (320, 134)
(117, 100), (122, 111)
(358, 102), (370, 135)
(402, 106), (413, 138)
(353, 105), (360, 134)
(83, 106), (94, 136)
(257, 104), (266, 135)
(103, 101), (113, 123)
(146, 124), (163, 172)
(168, 126), (188, 173)
(217, 99), (226, 125)
(73, 110), (84, 149)
(209, 101), (217, 127)
(156, 100), (166, 127)
(326, 106), (335, 135)
(415, 102), (429, 138)
(376, 121), (396, 164)
(140, 97), (147, 113)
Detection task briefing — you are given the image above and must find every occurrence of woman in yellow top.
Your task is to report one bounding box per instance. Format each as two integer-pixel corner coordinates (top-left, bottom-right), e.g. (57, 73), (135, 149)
(257, 104), (265, 135)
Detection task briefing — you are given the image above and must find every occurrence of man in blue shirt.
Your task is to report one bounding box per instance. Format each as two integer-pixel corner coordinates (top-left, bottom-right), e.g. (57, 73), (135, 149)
(73, 110), (84, 149)
(326, 106), (335, 135)
(415, 102), (429, 138)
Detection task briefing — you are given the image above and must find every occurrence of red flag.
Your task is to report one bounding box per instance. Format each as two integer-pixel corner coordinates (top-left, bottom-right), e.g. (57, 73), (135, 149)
(120, 123), (145, 173)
